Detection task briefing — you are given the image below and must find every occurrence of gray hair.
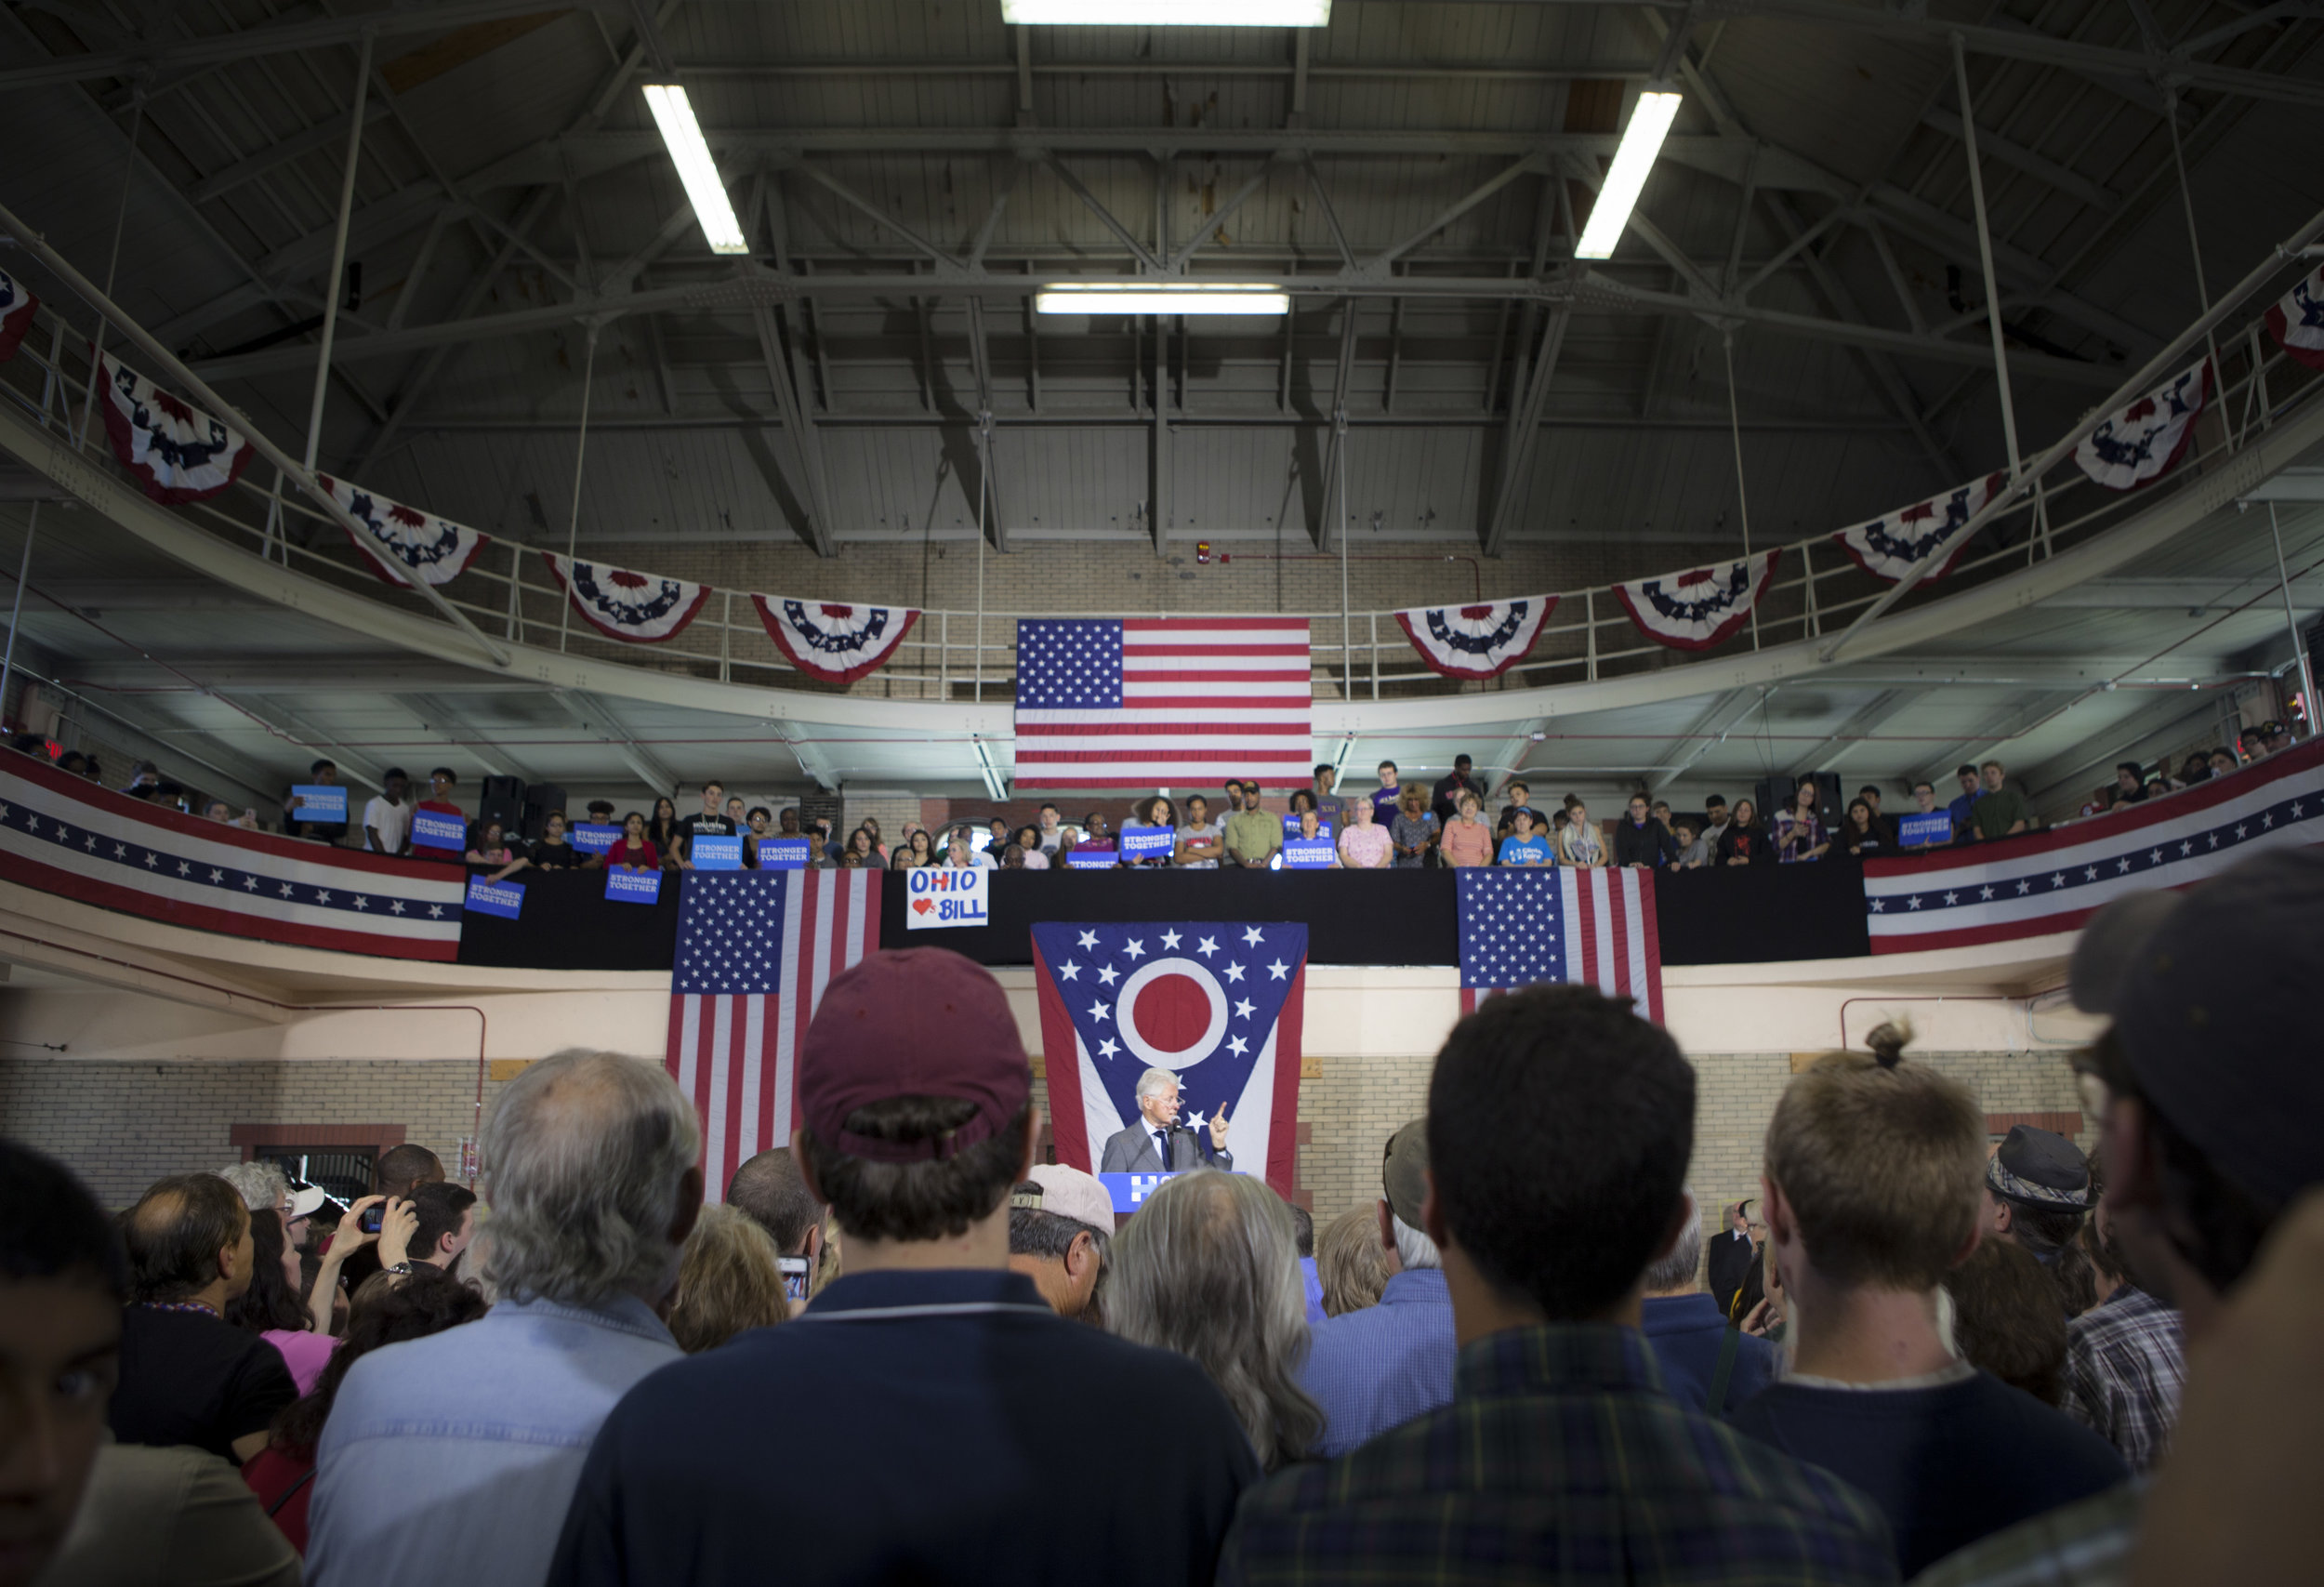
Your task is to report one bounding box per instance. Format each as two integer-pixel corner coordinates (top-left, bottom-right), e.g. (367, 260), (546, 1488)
(480, 1050), (701, 1308)
(1641, 1185), (1704, 1294)
(216, 1160), (289, 1213)
(1390, 1210), (1441, 1271)
(1104, 1169), (1321, 1469)
(1134, 1067), (1178, 1103)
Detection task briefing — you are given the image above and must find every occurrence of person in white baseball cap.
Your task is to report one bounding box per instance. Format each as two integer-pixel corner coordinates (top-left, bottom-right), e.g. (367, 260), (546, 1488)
(1008, 1163), (1114, 1321)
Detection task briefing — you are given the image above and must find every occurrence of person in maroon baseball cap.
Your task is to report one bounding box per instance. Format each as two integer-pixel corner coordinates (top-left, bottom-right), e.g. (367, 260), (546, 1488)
(548, 948), (1260, 1587)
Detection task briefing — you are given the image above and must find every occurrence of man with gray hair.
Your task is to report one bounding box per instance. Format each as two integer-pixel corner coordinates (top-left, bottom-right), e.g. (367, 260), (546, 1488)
(215, 1158), (325, 1249)
(306, 1050), (702, 1587)
(1099, 1065), (1233, 1171)
(1641, 1189), (1777, 1414)
(1297, 1120), (1457, 1456)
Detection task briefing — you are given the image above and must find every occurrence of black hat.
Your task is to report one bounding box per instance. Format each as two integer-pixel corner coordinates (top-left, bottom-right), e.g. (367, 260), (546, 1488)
(1985, 1125), (2090, 1210)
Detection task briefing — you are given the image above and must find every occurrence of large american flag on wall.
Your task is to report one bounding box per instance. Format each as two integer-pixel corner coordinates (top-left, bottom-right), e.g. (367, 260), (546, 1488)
(664, 869), (881, 1199)
(0, 749), (465, 959)
(1864, 740), (2324, 952)
(1013, 616), (1313, 790)
(1457, 868), (1664, 1023)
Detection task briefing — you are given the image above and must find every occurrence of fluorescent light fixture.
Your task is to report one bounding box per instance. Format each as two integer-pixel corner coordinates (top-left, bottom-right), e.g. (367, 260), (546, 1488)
(641, 83), (748, 256)
(1002, 0), (1329, 23)
(1573, 89), (1683, 261)
(1036, 283), (1288, 315)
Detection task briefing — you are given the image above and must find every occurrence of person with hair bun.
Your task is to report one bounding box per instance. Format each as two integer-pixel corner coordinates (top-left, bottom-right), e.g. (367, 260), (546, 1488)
(1553, 794), (1605, 867)
(1727, 1024), (2126, 1576)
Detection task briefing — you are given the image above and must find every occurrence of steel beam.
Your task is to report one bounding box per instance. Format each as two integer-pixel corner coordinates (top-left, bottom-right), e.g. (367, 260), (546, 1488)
(1482, 307), (1569, 557)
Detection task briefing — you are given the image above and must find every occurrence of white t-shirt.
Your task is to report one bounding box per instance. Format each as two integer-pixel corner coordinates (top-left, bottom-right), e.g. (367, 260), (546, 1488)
(1176, 821), (1222, 869)
(362, 796), (411, 853)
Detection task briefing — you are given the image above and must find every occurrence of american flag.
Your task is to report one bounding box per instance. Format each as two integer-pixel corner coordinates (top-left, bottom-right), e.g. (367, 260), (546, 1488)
(1865, 740), (2324, 952)
(0, 749), (464, 959)
(1012, 616), (1313, 790)
(1458, 868), (1664, 1023)
(664, 869), (881, 1198)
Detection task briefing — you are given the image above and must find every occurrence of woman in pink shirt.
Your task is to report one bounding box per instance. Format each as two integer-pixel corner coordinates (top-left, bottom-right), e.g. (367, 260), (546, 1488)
(1440, 790), (1495, 867)
(1337, 795), (1393, 869)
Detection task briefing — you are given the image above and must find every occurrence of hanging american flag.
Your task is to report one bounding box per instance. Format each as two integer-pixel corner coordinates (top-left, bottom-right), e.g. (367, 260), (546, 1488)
(543, 552), (711, 644)
(1394, 596), (1556, 681)
(1013, 616), (1314, 790)
(0, 269), (36, 364)
(1831, 472), (2008, 584)
(0, 750), (464, 959)
(1457, 868), (1663, 1023)
(665, 868), (882, 1199)
(2266, 261), (2324, 373)
(1613, 551), (1780, 652)
(318, 474), (489, 589)
(2075, 358), (2212, 491)
(752, 595), (919, 683)
(98, 353), (254, 506)
(1864, 741), (2324, 954)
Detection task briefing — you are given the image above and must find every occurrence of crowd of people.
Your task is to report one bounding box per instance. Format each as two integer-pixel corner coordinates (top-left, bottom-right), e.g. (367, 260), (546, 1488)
(5, 847), (2318, 1585)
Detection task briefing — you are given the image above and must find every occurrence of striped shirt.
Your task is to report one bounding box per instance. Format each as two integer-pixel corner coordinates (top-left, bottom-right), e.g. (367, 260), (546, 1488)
(2060, 1286), (2185, 1474)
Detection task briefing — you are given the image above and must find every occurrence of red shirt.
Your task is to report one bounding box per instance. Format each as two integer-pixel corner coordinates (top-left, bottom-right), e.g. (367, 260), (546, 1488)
(242, 1444), (316, 1554)
(611, 838), (659, 869)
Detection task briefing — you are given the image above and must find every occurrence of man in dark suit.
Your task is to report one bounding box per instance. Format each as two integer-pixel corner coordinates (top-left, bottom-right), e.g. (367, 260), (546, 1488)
(1100, 1067), (1233, 1172)
(1706, 1197), (1760, 1319)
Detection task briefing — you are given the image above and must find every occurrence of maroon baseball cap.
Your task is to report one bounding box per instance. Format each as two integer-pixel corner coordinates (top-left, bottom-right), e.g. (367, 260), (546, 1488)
(799, 947), (1032, 1163)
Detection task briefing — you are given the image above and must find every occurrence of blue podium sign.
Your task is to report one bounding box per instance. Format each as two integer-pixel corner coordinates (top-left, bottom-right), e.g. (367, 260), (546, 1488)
(571, 822), (621, 855)
(1898, 812), (1953, 848)
(689, 834), (744, 870)
(410, 809), (468, 853)
(463, 878), (524, 919)
(605, 867), (663, 904)
(1121, 827), (1175, 861)
(1098, 1171), (1185, 1213)
(288, 784), (346, 823)
(757, 837), (812, 870)
(1281, 838), (1336, 869)
(1063, 849), (1119, 869)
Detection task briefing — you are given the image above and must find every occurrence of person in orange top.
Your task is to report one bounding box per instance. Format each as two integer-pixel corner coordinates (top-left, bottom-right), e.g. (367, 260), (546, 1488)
(1440, 790), (1495, 868)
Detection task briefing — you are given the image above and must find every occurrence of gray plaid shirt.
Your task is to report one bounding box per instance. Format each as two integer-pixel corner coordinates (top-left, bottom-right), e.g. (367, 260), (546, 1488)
(2060, 1284), (2185, 1473)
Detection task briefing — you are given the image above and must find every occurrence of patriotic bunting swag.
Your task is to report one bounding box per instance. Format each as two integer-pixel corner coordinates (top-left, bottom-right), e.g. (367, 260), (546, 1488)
(2266, 263), (2324, 373)
(752, 595), (920, 683)
(318, 475), (489, 589)
(543, 553), (710, 643)
(98, 354), (255, 506)
(1394, 596), (1557, 681)
(1614, 550), (1781, 652)
(0, 270), (34, 364)
(1832, 472), (2008, 584)
(2075, 358), (2212, 491)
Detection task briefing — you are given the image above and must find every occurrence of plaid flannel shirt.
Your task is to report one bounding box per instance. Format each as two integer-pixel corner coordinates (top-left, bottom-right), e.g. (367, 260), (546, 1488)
(2059, 1286), (2185, 1474)
(1908, 1482), (2140, 1587)
(1219, 1322), (1897, 1587)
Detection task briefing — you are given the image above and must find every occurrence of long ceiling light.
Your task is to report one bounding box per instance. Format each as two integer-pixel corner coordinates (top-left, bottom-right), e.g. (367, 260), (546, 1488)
(1002, 0), (1330, 23)
(1573, 88), (1684, 261)
(1036, 283), (1289, 315)
(641, 83), (748, 256)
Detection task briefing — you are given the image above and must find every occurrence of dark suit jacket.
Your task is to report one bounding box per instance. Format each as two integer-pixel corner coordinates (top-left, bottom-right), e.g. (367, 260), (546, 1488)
(1706, 1228), (1761, 1318)
(1099, 1122), (1232, 1174)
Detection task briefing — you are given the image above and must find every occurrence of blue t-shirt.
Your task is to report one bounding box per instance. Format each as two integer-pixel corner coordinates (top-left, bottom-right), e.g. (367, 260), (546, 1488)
(1497, 834), (1552, 866)
(1728, 1366), (2128, 1577)
(1947, 787), (1985, 835)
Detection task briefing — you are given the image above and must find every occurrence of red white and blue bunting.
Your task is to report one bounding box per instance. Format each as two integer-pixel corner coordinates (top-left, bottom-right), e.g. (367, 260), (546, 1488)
(543, 553), (710, 644)
(2075, 358), (2212, 491)
(751, 595), (919, 683)
(2266, 262), (2324, 374)
(1614, 550), (1781, 652)
(1831, 471), (2007, 585)
(317, 475), (489, 589)
(1393, 596), (1557, 681)
(98, 354), (255, 506)
(0, 270), (35, 364)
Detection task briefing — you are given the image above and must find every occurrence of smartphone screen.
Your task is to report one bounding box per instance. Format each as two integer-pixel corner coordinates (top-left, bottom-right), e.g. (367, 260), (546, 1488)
(778, 1255), (811, 1302)
(360, 1205), (385, 1234)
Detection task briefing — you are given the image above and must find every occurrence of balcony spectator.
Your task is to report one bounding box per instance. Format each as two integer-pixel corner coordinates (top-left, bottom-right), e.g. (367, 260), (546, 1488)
(466, 819), (524, 877)
(122, 759), (162, 799)
(525, 811), (587, 870)
(1034, 803), (1063, 854)
(1370, 760), (1404, 827)
(1970, 760), (2030, 840)
(1670, 814), (1709, 868)
(413, 767), (467, 852)
(1700, 793), (1732, 854)
(1948, 762), (1984, 837)
(1441, 789), (1493, 868)
(284, 758), (349, 843)
(2176, 751), (2212, 785)
(1338, 795), (1392, 869)
(1498, 807), (1552, 867)
(205, 799), (260, 830)
(982, 814), (1013, 860)
(903, 829), (937, 867)
(1176, 793), (1224, 869)
(1431, 754), (1478, 826)
(2208, 746), (2238, 776)
(362, 768), (412, 856)
(724, 795), (747, 831)
(1079, 810), (1118, 857)
(1649, 798), (1674, 831)
(944, 832), (995, 870)
(1123, 795), (1175, 866)
(836, 827), (874, 868)
(589, 811), (658, 872)
(1897, 780), (1948, 848)
(1225, 782), (1283, 869)
(1390, 784), (1438, 867)
(1289, 807), (1336, 866)
(584, 799), (616, 827)
(740, 806), (772, 867)
(1011, 825), (1050, 868)
(674, 781), (733, 870)
(1717, 798), (1773, 866)
(1312, 763), (1348, 832)
(1838, 798), (1887, 858)
(1554, 795), (1605, 867)
(1614, 793), (1675, 869)
(2080, 786), (2114, 818)
(1287, 787), (1319, 828)
(999, 841), (1026, 870)
(1776, 781), (1830, 864)
(1499, 779), (1540, 829)
(1855, 785), (1893, 843)
(2113, 763), (2149, 804)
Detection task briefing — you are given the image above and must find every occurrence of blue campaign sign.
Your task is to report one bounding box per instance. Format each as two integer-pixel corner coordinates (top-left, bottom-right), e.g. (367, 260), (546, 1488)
(409, 808), (468, 853)
(463, 877), (525, 920)
(1099, 1171), (1185, 1213)
(905, 864), (988, 930)
(604, 866), (664, 905)
(1063, 849), (1119, 869)
(1121, 827), (1175, 861)
(1281, 838), (1337, 869)
(757, 837), (812, 870)
(288, 784), (346, 823)
(690, 834), (744, 870)
(570, 822), (621, 854)
(1898, 811), (1953, 847)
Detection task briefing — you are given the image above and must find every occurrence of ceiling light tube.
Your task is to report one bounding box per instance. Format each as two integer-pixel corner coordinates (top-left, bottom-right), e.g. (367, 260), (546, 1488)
(641, 83), (749, 256)
(1002, 0), (1329, 24)
(1036, 283), (1288, 315)
(1573, 88), (1683, 261)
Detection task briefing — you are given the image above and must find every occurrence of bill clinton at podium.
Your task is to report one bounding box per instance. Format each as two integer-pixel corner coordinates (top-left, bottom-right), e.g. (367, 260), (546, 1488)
(1101, 1066), (1234, 1171)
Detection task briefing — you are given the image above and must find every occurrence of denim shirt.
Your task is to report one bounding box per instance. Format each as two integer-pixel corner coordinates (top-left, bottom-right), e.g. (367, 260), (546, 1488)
(1299, 1267), (1458, 1456)
(307, 1292), (679, 1587)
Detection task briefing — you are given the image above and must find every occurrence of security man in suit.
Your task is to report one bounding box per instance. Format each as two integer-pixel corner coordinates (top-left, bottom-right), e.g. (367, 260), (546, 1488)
(1101, 1067), (1233, 1172)
(1707, 1197), (1761, 1319)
